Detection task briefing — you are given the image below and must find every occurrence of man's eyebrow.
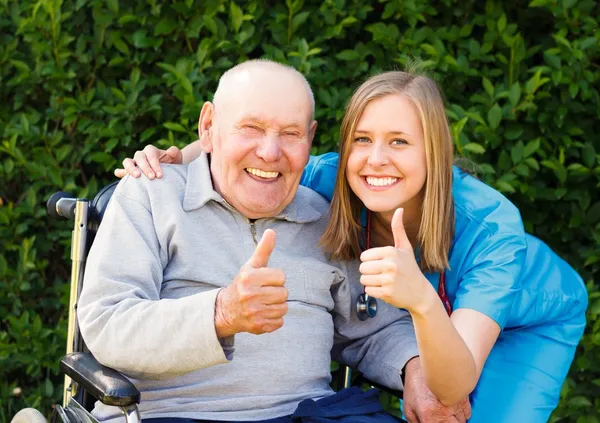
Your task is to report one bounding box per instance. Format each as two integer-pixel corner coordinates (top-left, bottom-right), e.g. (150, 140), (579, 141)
(239, 115), (269, 125)
(281, 121), (303, 130)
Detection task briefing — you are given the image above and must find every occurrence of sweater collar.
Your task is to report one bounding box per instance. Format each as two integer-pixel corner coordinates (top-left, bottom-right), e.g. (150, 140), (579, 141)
(183, 152), (322, 224)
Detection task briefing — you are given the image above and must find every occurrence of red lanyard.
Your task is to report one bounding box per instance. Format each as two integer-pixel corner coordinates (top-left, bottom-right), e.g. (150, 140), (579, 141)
(366, 211), (452, 316)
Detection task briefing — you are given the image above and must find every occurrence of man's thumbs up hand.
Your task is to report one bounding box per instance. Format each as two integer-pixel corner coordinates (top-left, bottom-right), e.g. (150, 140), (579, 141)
(215, 229), (288, 338)
(247, 229), (276, 268)
(359, 208), (435, 313)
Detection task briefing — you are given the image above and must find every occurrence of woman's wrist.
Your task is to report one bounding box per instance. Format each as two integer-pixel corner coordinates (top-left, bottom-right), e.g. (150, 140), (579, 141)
(409, 278), (442, 318)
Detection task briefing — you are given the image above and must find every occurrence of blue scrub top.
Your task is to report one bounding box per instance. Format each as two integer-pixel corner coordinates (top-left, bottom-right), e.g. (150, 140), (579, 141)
(300, 152), (587, 335)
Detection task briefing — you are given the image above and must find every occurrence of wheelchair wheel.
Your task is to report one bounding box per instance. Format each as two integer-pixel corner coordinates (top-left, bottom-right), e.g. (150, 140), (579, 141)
(10, 408), (47, 423)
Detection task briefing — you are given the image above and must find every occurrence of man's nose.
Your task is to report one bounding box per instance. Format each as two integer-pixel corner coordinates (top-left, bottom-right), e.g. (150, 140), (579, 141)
(367, 143), (389, 167)
(256, 133), (283, 162)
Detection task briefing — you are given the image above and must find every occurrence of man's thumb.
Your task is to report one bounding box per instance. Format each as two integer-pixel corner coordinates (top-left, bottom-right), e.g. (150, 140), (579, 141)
(248, 229), (276, 268)
(391, 208), (411, 249)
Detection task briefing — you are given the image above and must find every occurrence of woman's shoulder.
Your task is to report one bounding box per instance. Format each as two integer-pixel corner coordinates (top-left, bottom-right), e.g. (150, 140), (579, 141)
(452, 166), (524, 236)
(301, 152), (340, 202)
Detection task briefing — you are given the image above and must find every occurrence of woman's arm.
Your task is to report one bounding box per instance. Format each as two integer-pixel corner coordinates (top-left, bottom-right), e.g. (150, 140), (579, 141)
(410, 291), (499, 405)
(114, 140), (203, 179)
(181, 140), (203, 164)
(359, 208), (505, 405)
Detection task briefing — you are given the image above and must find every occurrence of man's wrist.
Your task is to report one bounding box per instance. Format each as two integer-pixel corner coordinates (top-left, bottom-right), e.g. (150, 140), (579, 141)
(214, 288), (235, 338)
(402, 355), (421, 385)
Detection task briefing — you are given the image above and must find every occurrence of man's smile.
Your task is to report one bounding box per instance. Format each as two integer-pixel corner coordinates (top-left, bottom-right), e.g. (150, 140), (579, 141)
(245, 167), (281, 180)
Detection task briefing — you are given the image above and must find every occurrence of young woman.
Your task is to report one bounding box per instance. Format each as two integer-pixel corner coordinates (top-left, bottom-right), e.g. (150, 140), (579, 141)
(116, 71), (587, 422)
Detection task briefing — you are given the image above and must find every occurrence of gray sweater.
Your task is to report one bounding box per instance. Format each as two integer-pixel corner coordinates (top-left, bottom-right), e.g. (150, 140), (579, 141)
(78, 153), (418, 421)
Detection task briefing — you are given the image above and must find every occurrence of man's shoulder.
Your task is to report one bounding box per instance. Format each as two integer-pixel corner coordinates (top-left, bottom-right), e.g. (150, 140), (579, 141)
(114, 164), (189, 209)
(295, 185), (331, 216)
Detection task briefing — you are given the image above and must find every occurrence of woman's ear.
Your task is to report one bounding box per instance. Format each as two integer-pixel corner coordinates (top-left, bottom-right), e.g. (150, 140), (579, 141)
(198, 102), (215, 153)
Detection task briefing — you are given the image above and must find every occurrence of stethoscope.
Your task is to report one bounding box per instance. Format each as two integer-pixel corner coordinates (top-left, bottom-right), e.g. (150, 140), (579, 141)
(356, 211), (378, 321)
(355, 210), (452, 320)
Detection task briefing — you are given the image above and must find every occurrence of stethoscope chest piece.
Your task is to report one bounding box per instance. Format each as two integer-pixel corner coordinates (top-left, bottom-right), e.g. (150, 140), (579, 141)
(356, 293), (377, 321)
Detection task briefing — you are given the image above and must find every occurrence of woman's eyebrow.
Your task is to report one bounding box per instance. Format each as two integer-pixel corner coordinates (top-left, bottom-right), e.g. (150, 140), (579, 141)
(354, 129), (411, 136)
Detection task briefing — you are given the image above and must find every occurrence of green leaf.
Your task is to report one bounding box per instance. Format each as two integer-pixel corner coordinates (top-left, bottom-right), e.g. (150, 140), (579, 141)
(482, 77), (494, 98)
(511, 141), (525, 164)
(230, 2), (244, 33)
(497, 14), (507, 33)
(524, 138), (540, 158)
(508, 83), (521, 107)
(581, 143), (596, 168)
(488, 104), (502, 129)
(336, 50), (360, 61)
(292, 12), (310, 33)
(504, 127), (523, 141)
(543, 51), (561, 69)
(463, 143), (486, 154)
(106, 0), (119, 14)
(155, 18), (178, 36)
(529, 0), (548, 6)
(164, 122), (188, 132)
(569, 83), (579, 98)
(496, 180), (516, 193)
(580, 37), (597, 51)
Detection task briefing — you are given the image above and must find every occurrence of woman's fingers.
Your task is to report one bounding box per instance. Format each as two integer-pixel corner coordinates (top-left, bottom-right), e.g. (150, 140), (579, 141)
(122, 157), (141, 178)
(359, 259), (389, 275)
(133, 150), (156, 179)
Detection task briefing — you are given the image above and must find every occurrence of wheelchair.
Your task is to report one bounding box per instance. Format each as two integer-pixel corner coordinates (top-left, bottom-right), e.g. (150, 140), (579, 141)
(10, 183), (402, 423)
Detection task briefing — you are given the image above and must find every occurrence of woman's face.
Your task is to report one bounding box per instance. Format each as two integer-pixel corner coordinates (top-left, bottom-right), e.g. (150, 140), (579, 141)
(346, 94), (428, 221)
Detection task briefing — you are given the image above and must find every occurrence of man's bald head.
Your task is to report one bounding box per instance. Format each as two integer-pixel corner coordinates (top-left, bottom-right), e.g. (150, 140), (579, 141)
(212, 59), (315, 118)
(197, 59), (318, 219)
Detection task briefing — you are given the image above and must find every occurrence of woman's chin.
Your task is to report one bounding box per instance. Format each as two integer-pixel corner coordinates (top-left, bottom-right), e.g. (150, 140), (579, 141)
(361, 201), (399, 215)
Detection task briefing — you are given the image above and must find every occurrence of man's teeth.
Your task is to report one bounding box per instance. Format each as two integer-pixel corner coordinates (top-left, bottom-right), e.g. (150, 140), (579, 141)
(246, 168), (280, 179)
(366, 176), (398, 187)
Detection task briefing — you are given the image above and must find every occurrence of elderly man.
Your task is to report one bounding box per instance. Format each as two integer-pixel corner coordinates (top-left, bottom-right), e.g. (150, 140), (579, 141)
(78, 60), (419, 423)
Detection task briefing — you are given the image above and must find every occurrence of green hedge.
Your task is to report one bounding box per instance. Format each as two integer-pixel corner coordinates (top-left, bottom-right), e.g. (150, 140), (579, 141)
(1, 0), (598, 421)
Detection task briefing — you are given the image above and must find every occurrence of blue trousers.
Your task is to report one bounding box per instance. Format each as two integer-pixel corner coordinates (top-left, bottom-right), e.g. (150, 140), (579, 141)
(144, 387), (405, 423)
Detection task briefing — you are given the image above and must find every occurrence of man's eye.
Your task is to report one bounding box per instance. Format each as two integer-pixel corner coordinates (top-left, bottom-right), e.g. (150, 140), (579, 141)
(242, 125), (262, 132)
(354, 137), (371, 143)
(283, 132), (300, 137)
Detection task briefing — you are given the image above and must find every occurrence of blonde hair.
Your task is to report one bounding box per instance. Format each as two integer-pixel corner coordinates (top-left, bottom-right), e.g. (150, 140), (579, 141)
(321, 71), (454, 272)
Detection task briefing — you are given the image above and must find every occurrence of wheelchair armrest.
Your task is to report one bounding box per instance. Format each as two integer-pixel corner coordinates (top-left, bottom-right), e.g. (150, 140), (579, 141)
(61, 352), (140, 407)
(352, 374), (403, 399)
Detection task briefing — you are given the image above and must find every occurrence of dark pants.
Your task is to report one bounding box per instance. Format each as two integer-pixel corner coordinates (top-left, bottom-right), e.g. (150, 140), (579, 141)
(144, 387), (406, 423)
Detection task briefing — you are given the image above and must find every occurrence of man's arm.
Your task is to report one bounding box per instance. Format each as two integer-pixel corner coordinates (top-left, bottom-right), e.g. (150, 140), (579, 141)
(330, 261), (419, 391)
(78, 180), (230, 379)
(403, 358), (471, 423)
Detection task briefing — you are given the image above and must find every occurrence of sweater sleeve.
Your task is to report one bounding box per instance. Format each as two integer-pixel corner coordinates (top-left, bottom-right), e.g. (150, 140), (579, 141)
(330, 261), (419, 391)
(77, 183), (230, 380)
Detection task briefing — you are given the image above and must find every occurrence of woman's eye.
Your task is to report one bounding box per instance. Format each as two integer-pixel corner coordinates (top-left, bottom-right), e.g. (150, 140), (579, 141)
(354, 137), (371, 143)
(391, 138), (408, 146)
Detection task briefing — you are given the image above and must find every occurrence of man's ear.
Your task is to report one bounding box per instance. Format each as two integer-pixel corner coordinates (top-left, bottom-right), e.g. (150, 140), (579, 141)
(308, 120), (318, 145)
(198, 101), (215, 153)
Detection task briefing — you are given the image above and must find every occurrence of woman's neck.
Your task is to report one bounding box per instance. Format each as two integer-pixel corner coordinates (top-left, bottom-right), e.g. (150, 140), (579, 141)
(370, 205), (422, 249)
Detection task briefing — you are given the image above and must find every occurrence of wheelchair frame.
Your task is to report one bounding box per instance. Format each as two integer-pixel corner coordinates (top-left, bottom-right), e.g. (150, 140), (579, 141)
(46, 183), (140, 423)
(12, 183), (400, 423)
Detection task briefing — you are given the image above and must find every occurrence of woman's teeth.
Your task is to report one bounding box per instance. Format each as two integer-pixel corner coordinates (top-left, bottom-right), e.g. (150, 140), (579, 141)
(246, 168), (280, 179)
(366, 176), (398, 187)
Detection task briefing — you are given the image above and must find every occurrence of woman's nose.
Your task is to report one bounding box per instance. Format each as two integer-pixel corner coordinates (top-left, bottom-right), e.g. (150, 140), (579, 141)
(367, 144), (389, 167)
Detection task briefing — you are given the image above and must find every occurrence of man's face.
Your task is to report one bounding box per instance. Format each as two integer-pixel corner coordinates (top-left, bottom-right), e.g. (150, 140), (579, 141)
(202, 71), (316, 219)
